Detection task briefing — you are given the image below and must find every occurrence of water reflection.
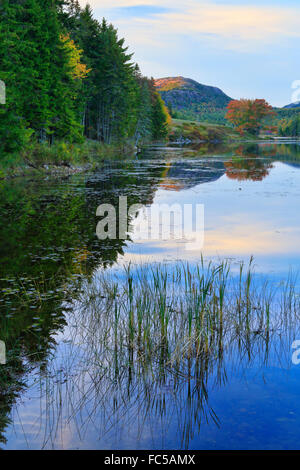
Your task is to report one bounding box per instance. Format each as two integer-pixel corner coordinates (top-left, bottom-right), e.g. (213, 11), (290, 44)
(1, 142), (300, 448)
(124, 143), (300, 270)
(0, 160), (165, 444)
(4, 262), (300, 450)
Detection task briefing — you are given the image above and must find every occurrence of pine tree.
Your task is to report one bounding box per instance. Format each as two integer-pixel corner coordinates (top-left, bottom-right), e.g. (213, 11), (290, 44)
(0, 0), (87, 152)
(0, 0), (169, 154)
(0, 1), (33, 153)
(88, 17), (139, 143)
(64, 7), (141, 143)
(134, 74), (153, 145)
(151, 90), (170, 140)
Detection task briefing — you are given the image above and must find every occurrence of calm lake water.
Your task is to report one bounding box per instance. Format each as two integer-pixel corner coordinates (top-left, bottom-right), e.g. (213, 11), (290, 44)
(1, 142), (300, 449)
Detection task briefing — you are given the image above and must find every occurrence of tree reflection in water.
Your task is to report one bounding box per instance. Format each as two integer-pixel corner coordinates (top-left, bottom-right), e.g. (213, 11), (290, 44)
(17, 261), (300, 449)
(2, 142), (300, 448)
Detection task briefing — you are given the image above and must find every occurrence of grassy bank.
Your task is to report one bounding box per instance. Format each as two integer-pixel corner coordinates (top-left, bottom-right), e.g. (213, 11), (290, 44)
(0, 140), (136, 180)
(0, 120), (278, 180)
(169, 119), (272, 143)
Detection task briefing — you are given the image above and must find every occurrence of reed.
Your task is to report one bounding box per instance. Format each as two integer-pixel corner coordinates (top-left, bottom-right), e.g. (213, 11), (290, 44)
(9, 259), (300, 448)
(70, 259), (300, 370)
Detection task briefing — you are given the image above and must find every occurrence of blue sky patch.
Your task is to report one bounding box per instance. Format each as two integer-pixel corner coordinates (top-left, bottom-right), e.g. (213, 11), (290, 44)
(113, 5), (173, 18)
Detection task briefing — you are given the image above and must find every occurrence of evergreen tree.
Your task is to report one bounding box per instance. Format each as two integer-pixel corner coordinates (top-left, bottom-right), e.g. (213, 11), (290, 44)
(151, 90), (170, 140)
(75, 11), (139, 143)
(134, 73), (153, 145)
(0, 0), (86, 151)
(0, 1), (33, 152)
(0, 0), (169, 154)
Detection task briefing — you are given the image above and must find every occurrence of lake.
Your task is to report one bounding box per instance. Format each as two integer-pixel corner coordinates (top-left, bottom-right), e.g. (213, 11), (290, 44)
(1, 142), (300, 450)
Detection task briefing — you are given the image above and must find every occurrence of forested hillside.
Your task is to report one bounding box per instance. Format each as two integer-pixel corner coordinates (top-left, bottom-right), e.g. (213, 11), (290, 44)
(270, 107), (300, 137)
(0, 0), (169, 157)
(283, 102), (300, 109)
(278, 112), (300, 137)
(154, 76), (232, 124)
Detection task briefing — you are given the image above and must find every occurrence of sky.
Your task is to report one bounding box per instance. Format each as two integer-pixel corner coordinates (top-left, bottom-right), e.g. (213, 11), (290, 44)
(79, 0), (300, 107)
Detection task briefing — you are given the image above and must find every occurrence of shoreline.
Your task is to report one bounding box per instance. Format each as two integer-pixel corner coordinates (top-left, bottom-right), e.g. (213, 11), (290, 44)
(1, 136), (299, 182)
(0, 140), (137, 181)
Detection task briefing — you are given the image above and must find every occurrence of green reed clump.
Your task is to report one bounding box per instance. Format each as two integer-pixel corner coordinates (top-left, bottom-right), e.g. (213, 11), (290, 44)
(74, 259), (300, 371)
(35, 259), (300, 446)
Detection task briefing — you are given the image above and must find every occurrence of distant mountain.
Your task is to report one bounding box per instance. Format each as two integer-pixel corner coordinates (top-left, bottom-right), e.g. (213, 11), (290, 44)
(283, 101), (300, 109)
(154, 77), (232, 123)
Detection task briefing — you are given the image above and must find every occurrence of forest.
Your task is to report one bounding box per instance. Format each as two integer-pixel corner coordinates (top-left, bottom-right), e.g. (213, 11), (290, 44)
(0, 0), (170, 158)
(278, 111), (300, 137)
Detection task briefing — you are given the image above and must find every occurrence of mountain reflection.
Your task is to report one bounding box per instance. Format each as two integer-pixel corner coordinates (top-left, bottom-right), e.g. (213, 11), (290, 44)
(1, 142), (300, 448)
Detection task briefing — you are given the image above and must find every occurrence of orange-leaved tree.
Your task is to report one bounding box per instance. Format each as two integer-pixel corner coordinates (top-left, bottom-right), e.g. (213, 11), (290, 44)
(226, 99), (276, 136)
(60, 34), (91, 80)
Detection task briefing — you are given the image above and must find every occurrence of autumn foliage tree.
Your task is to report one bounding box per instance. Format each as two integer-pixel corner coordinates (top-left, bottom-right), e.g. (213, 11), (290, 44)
(226, 99), (276, 136)
(224, 159), (273, 181)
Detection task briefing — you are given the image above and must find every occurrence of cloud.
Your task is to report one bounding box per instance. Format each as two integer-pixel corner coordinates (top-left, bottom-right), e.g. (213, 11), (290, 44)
(79, 0), (161, 8)
(159, 4), (300, 45)
(78, 0), (300, 105)
(79, 1), (300, 51)
(113, 5), (173, 17)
